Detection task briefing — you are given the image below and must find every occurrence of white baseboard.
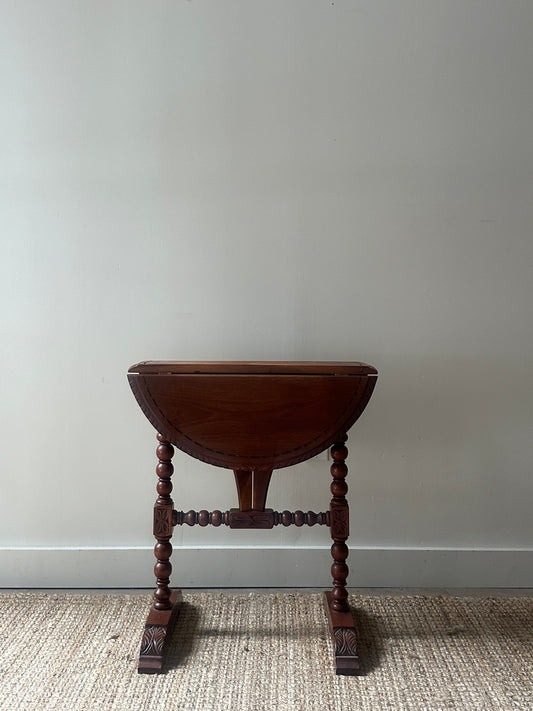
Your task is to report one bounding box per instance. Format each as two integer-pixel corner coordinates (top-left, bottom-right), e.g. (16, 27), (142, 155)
(1, 546), (532, 589)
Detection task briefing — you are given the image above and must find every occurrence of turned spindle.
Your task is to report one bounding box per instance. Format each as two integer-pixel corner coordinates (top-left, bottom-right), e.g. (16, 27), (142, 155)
(172, 508), (329, 528)
(152, 433), (175, 611)
(329, 436), (350, 612)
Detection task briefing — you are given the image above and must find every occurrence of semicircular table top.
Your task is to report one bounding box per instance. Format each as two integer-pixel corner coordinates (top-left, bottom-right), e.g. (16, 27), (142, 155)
(128, 361), (378, 470)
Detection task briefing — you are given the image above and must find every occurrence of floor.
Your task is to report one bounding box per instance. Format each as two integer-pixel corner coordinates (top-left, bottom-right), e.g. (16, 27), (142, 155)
(20, 587), (533, 596)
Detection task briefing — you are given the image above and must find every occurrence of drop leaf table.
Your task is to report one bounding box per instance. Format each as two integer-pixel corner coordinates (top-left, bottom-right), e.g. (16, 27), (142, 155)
(127, 361), (377, 675)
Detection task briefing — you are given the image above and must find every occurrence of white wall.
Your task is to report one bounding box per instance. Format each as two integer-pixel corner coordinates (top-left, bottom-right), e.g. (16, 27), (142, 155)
(1, 0), (532, 587)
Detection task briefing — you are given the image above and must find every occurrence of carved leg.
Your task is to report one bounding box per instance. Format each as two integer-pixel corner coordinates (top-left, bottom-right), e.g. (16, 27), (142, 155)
(138, 433), (182, 673)
(153, 434), (175, 611)
(329, 438), (350, 612)
(323, 436), (360, 675)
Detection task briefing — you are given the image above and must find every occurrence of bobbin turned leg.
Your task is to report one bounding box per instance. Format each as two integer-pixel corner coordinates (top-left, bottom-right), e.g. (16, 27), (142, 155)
(323, 436), (360, 675)
(138, 433), (182, 673)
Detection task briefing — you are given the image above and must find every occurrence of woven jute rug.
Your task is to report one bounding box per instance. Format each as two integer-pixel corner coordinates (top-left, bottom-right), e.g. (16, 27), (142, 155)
(0, 592), (531, 711)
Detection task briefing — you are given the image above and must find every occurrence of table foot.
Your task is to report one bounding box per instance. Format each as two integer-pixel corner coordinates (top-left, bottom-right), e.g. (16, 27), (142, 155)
(323, 591), (361, 675)
(138, 589), (182, 673)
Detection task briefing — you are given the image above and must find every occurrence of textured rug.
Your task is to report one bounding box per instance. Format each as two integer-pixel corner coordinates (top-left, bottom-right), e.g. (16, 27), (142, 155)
(0, 591), (531, 711)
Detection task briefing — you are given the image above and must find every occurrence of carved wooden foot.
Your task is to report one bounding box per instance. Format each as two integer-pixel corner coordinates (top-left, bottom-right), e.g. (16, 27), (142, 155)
(323, 591), (360, 675)
(138, 589), (182, 673)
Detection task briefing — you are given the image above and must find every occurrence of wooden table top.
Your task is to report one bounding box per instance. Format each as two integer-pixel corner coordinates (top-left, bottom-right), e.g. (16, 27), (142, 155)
(128, 361), (377, 470)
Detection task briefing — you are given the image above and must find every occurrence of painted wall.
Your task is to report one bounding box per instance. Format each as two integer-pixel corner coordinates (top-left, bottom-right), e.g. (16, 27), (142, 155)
(1, 1), (532, 586)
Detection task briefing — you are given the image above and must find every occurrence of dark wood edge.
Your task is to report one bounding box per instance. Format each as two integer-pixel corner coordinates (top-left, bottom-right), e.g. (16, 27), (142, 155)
(323, 591), (361, 676)
(128, 361), (378, 376)
(138, 589), (182, 674)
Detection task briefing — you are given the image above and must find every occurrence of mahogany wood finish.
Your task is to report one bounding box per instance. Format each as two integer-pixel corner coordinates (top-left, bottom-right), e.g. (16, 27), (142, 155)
(127, 362), (377, 470)
(329, 438), (351, 613)
(323, 591), (360, 675)
(173, 509), (330, 528)
(153, 434), (175, 611)
(138, 589), (182, 673)
(128, 361), (377, 675)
